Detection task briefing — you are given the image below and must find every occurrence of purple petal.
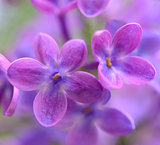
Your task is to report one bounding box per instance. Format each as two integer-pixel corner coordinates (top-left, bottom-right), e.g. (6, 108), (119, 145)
(99, 89), (111, 105)
(33, 84), (67, 127)
(92, 30), (112, 63)
(66, 119), (98, 145)
(97, 108), (135, 136)
(34, 33), (59, 66)
(2, 86), (19, 116)
(64, 71), (103, 103)
(56, 99), (81, 128)
(7, 58), (48, 91)
(31, 0), (57, 13)
(83, 58), (99, 70)
(77, 0), (110, 17)
(0, 53), (10, 72)
(31, 0), (76, 14)
(98, 64), (123, 89)
(59, 39), (87, 72)
(115, 56), (156, 85)
(112, 23), (142, 57)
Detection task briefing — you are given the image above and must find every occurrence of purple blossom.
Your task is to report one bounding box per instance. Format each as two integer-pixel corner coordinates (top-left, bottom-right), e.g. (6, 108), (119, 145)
(136, 31), (160, 93)
(92, 23), (156, 89)
(7, 33), (103, 127)
(31, 0), (110, 17)
(0, 54), (19, 116)
(31, 0), (77, 14)
(65, 92), (135, 145)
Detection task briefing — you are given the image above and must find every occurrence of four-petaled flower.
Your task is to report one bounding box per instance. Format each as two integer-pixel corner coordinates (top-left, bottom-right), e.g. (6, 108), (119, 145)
(7, 33), (103, 127)
(92, 23), (156, 89)
(31, 0), (110, 17)
(65, 91), (135, 145)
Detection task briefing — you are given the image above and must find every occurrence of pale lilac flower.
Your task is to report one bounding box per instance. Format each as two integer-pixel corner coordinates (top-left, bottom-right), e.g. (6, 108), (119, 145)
(92, 23), (156, 89)
(7, 33), (103, 127)
(0, 54), (19, 116)
(109, 84), (160, 124)
(66, 91), (135, 145)
(31, 0), (110, 17)
(31, 0), (77, 15)
(137, 31), (160, 93)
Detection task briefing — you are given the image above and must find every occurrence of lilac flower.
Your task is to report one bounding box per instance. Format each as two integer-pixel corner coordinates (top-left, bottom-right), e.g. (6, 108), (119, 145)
(66, 91), (135, 145)
(92, 23), (156, 89)
(31, 0), (110, 17)
(0, 54), (19, 116)
(109, 84), (160, 124)
(31, 0), (77, 15)
(136, 31), (160, 93)
(7, 33), (103, 127)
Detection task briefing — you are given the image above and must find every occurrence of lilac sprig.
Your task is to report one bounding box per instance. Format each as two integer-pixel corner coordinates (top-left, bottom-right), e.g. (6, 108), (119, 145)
(92, 23), (156, 89)
(7, 33), (103, 127)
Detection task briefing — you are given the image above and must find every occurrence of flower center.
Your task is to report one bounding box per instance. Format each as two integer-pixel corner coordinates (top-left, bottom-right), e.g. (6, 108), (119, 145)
(52, 72), (61, 80)
(83, 106), (92, 114)
(106, 57), (112, 68)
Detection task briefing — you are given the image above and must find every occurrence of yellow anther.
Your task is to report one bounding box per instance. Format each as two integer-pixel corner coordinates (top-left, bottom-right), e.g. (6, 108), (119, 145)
(106, 57), (112, 68)
(52, 72), (61, 80)
(83, 106), (92, 114)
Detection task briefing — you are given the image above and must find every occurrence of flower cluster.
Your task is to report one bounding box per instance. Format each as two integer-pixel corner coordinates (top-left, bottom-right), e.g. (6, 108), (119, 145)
(0, 0), (159, 145)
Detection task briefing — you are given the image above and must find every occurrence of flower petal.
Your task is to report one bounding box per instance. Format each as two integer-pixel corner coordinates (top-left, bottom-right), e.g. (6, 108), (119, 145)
(97, 108), (135, 136)
(2, 86), (19, 116)
(31, 0), (57, 13)
(99, 89), (111, 105)
(33, 84), (67, 127)
(98, 64), (123, 89)
(77, 0), (110, 17)
(0, 53), (10, 72)
(63, 71), (103, 103)
(115, 56), (156, 85)
(56, 99), (81, 128)
(83, 60), (99, 70)
(59, 39), (87, 72)
(92, 30), (112, 63)
(112, 23), (142, 57)
(34, 33), (59, 66)
(7, 58), (48, 91)
(66, 119), (98, 145)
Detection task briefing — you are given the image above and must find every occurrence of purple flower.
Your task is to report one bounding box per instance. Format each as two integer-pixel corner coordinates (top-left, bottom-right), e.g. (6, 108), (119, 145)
(136, 31), (160, 93)
(31, 0), (77, 14)
(31, 0), (110, 17)
(7, 33), (103, 127)
(76, 0), (110, 17)
(92, 23), (156, 89)
(66, 92), (135, 145)
(0, 54), (19, 116)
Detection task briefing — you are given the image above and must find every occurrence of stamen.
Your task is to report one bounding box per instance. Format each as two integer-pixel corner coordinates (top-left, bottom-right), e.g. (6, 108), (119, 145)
(106, 57), (112, 68)
(52, 72), (61, 80)
(83, 106), (92, 114)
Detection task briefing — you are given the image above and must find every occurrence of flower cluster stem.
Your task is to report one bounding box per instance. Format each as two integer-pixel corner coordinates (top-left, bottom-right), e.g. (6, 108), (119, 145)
(58, 14), (71, 41)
